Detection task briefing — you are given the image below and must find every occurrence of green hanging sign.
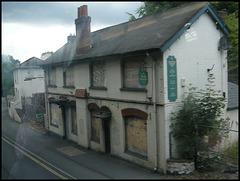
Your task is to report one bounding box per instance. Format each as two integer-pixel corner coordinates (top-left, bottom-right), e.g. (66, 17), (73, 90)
(167, 56), (177, 102)
(139, 70), (148, 86)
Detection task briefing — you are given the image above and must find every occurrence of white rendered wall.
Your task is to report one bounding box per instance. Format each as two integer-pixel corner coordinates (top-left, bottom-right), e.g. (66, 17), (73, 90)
(163, 12), (228, 159)
(13, 68), (45, 108)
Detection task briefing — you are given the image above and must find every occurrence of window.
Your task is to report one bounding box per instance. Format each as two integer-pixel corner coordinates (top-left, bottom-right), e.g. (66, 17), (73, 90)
(91, 116), (101, 143)
(125, 116), (147, 158)
(14, 71), (18, 84)
(121, 108), (148, 159)
(50, 103), (60, 127)
(15, 88), (18, 99)
(48, 67), (56, 86)
(69, 101), (77, 135)
(122, 56), (146, 90)
(63, 65), (74, 87)
(90, 60), (106, 89)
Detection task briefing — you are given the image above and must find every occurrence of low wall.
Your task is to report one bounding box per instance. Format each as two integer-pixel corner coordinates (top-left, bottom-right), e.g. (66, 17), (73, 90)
(8, 101), (21, 122)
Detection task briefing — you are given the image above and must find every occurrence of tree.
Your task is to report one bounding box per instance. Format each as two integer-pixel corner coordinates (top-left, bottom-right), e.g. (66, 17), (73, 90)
(127, 1), (190, 20)
(211, 2), (239, 84)
(226, 10), (238, 84)
(210, 1), (239, 14)
(2, 54), (20, 96)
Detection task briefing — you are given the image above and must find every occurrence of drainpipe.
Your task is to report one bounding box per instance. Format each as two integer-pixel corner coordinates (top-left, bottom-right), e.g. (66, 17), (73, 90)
(44, 68), (49, 131)
(146, 53), (158, 171)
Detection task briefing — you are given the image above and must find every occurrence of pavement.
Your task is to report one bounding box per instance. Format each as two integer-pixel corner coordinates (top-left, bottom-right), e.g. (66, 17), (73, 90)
(2, 97), (168, 179)
(24, 121), (168, 179)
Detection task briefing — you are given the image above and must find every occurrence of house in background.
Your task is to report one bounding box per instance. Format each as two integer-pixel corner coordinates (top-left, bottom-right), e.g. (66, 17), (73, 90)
(8, 57), (45, 122)
(40, 2), (234, 174)
(41, 51), (53, 60)
(226, 82), (239, 146)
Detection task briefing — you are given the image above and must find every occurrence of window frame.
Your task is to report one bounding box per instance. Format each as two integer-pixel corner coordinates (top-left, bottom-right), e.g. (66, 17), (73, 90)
(70, 105), (77, 135)
(49, 103), (59, 128)
(90, 115), (101, 143)
(89, 60), (107, 90)
(48, 66), (57, 87)
(120, 56), (147, 92)
(63, 65), (75, 88)
(124, 116), (148, 160)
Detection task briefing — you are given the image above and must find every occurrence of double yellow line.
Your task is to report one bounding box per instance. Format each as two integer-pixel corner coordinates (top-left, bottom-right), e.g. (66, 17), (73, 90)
(2, 136), (68, 180)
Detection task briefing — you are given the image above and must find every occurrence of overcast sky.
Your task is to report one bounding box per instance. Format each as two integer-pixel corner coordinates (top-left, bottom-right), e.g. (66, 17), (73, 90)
(2, 1), (142, 62)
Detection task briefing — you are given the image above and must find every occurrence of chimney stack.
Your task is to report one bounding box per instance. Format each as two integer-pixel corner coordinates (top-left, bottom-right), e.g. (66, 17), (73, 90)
(67, 34), (75, 43)
(75, 5), (91, 54)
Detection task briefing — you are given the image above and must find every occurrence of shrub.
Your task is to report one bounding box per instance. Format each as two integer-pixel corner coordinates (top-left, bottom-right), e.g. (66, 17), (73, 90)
(170, 73), (229, 168)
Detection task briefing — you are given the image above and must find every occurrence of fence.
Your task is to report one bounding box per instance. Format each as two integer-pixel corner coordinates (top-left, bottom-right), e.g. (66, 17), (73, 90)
(196, 123), (239, 172)
(21, 93), (45, 126)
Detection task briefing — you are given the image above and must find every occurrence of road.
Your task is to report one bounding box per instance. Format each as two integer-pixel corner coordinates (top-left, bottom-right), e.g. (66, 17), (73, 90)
(1, 97), (168, 179)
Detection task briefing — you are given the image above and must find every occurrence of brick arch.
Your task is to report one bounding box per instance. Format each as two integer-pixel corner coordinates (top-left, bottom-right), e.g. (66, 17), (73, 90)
(87, 103), (99, 111)
(69, 100), (76, 107)
(100, 106), (111, 113)
(48, 97), (56, 102)
(121, 108), (148, 120)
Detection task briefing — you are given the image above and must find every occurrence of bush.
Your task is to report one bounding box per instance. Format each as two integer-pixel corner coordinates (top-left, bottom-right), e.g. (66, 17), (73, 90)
(170, 73), (229, 168)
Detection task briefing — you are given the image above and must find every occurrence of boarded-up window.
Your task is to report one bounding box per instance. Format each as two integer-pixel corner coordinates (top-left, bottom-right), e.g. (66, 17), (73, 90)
(49, 67), (56, 85)
(50, 103), (61, 126)
(64, 65), (74, 86)
(91, 116), (100, 143)
(123, 57), (146, 88)
(71, 106), (77, 134)
(92, 60), (106, 87)
(125, 116), (147, 156)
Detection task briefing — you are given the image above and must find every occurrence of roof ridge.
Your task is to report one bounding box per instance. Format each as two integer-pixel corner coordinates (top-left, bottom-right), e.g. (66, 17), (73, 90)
(91, 2), (208, 34)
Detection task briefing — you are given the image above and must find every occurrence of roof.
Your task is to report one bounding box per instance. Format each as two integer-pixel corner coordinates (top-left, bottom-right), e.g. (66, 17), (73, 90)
(227, 82), (239, 110)
(20, 57), (43, 66)
(13, 57), (44, 70)
(41, 2), (230, 66)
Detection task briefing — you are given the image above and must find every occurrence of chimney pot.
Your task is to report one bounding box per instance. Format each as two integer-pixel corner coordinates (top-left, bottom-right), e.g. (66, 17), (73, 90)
(82, 5), (88, 16)
(78, 5), (88, 18)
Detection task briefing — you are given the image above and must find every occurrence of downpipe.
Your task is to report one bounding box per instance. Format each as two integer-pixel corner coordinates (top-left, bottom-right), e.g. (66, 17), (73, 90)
(146, 53), (158, 171)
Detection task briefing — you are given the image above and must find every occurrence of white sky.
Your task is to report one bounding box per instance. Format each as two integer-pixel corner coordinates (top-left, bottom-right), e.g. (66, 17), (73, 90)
(2, 1), (142, 62)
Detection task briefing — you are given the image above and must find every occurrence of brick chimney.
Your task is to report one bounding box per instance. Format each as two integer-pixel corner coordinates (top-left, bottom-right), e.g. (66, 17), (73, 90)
(75, 5), (91, 54)
(67, 34), (75, 43)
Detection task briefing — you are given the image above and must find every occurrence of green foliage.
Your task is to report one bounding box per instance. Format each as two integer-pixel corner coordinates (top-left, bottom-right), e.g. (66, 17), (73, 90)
(2, 54), (20, 96)
(170, 74), (229, 163)
(226, 10), (239, 84)
(126, 1), (190, 20)
(210, 1), (239, 14)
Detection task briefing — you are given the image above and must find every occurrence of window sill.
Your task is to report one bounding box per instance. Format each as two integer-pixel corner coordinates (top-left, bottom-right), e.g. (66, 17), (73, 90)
(124, 150), (148, 161)
(63, 85), (75, 89)
(89, 86), (107, 90)
(120, 88), (147, 92)
(48, 85), (57, 88)
(50, 123), (59, 128)
(90, 138), (100, 144)
(71, 131), (78, 136)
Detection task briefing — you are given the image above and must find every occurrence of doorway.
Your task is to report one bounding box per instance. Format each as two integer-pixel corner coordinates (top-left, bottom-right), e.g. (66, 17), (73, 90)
(61, 105), (68, 139)
(103, 118), (111, 153)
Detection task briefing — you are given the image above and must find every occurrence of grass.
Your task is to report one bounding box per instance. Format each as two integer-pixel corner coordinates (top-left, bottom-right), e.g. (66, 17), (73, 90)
(222, 141), (239, 165)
